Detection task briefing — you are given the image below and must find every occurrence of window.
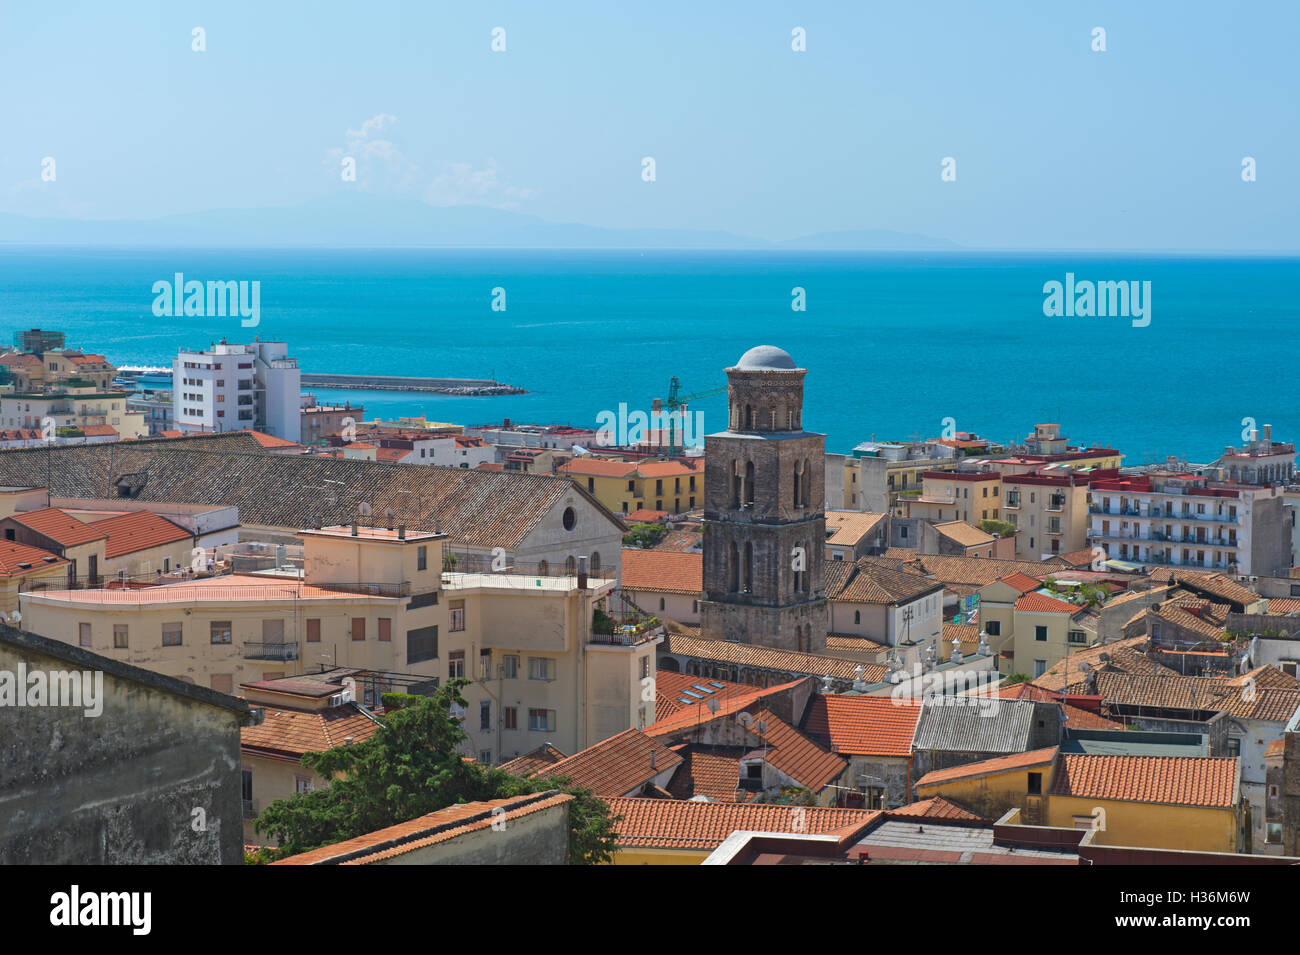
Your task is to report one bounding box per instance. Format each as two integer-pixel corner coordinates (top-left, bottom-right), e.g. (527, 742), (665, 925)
(211, 621), (232, 644)
(113, 625), (128, 648)
(450, 599), (465, 631)
(480, 649), (492, 680)
(294, 776), (312, 795)
(503, 655), (519, 679)
(1027, 772), (1042, 795)
(417, 545), (427, 571)
(78, 622), (91, 647)
(529, 657), (556, 681)
(504, 706), (518, 730)
(1068, 630), (1087, 645)
(162, 622), (183, 647)
(378, 617), (391, 642)
(351, 617), (366, 641)
(480, 700), (491, 730)
(1035, 625), (1048, 642)
(640, 657), (649, 680)
(529, 708), (556, 732)
(562, 507), (576, 531)
(479, 749), (493, 765)
(1033, 659), (1047, 678)
(985, 620), (1001, 637)
(1267, 823), (1282, 844)
(306, 618), (320, 642)
(449, 650), (465, 679)
(1226, 738), (1241, 757)
(406, 625), (438, 663)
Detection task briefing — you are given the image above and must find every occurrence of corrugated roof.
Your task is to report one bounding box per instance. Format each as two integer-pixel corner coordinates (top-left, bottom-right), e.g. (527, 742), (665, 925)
(912, 698), (1041, 754)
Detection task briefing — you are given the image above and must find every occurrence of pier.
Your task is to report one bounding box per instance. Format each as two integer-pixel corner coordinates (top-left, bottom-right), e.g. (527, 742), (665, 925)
(298, 373), (526, 396)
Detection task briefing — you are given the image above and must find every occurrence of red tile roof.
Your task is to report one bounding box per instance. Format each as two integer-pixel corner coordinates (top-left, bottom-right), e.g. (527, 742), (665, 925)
(666, 747), (744, 802)
(995, 682), (1122, 729)
(241, 704), (383, 759)
(646, 678), (807, 738)
(534, 729), (684, 796)
(0, 539), (67, 577)
(272, 793), (573, 865)
(888, 796), (987, 822)
(606, 797), (880, 851)
(498, 744), (566, 777)
(748, 708), (847, 793)
(652, 670), (757, 721)
(1050, 754), (1239, 809)
(242, 430), (301, 449)
(92, 510), (191, 559)
(1015, 592), (1080, 614)
(802, 694), (922, 757)
(9, 507), (107, 547)
(621, 548), (702, 594)
(1001, 572), (1044, 594)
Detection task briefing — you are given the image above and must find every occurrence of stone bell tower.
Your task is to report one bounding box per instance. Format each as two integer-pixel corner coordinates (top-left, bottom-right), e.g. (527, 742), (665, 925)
(699, 345), (827, 652)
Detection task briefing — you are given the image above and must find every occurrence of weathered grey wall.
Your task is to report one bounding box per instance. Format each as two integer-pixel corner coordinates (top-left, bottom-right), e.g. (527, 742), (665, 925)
(0, 636), (248, 865)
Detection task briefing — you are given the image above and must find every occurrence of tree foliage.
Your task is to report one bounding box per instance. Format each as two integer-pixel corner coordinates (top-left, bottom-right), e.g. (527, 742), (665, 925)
(253, 680), (619, 864)
(622, 522), (668, 548)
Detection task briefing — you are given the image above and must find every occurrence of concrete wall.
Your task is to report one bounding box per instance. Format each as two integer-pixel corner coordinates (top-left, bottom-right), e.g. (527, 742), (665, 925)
(374, 800), (571, 865)
(0, 627), (250, 864)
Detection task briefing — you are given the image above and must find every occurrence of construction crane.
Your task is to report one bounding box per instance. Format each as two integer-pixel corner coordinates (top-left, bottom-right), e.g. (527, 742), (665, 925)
(652, 376), (728, 456)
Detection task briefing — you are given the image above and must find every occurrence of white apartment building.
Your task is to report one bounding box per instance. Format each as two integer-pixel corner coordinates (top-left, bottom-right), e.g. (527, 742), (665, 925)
(173, 339), (301, 441)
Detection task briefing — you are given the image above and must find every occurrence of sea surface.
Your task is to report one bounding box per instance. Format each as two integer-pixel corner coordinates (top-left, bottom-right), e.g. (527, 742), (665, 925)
(1, 247), (1297, 464)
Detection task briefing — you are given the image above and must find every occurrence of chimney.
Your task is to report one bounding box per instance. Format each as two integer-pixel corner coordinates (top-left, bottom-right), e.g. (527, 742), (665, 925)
(398, 525), (406, 540)
(351, 522), (358, 537)
(1263, 424), (1273, 445)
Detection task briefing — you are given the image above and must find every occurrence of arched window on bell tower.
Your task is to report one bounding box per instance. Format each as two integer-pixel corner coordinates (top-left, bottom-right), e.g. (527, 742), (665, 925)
(743, 542), (753, 593)
(793, 460), (803, 509)
(731, 460), (741, 508)
(729, 541), (739, 592)
(802, 459), (811, 507)
(744, 461), (755, 507)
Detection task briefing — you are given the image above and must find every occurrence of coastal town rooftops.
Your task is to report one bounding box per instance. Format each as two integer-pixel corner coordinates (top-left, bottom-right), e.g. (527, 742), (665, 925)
(0, 440), (626, 550)
(300, 524), (443, 543)
(1049, 754), (1239, 809)
(8, 506), (108, 546)
(645, 677), (807, 738)
(91, 510), (192, 558)
(620, 549), (701, 594)
(606, 796), (876, 851)
(802, 694), (922, 757)
(745, 707), (847, 794)
(659, 632), (888, 684)
(1014, 592), (1082, 615)
(1095, 671), (1300, 722)
(241, 701), (383, 760)
(824, 510), (886, 546)
(888, 796), (988, 822)
(0, 539), (66, 577)
(532, 729), (683, 795)
(934, 521), (997, 549)
(651, 670), (758, 721)
(824, 559), (942, 605)
(499, 744), (567, 777)
(20, 575), (387, 605)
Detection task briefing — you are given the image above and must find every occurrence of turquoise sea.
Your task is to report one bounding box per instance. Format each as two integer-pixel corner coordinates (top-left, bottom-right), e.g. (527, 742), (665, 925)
(1, 247), (1297, 464)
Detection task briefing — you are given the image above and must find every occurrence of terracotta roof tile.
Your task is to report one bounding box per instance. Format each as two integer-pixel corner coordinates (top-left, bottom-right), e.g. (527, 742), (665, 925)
(0, 539), (67, 577)
(666, 747), (744, 802)
(92, 510), (191, 559)
(660, 633), (888, 683)
(995, 682), (1121, 729)
(498, 744), (566, 777)
(888, 796), (987, 822)
(10, 507), (107, 546)
(802, 694), (922, 757)
(606, 796), (880, 850)
(1050, 753), (1238, 808)
(916, 747), (1060, 788)
(620, 548), (702, 594)
(535, 729), (683, 796)
(748, 707), (847, 793)
(1015, 592), (1080, 614)
(825, 559), (942, 605)
(652, 671), (756, 722)
(824, 511), (887, 546)
(241, 703), (382, 759)
(646, 678), (807, 738)
(273, 793), (573, 865)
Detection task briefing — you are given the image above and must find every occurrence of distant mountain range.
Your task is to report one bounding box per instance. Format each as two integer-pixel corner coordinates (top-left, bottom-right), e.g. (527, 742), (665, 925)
(0, 195), (960, 250)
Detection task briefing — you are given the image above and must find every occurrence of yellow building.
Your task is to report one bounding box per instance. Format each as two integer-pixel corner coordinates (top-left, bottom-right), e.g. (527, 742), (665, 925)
(906, 471), (1002, 525)
(0, 387), (146, 440)
(917, 750), (1244, 854)
(1000, 473), (1093, 560)
(1005, 590), (1096, 679)
(559, 457), (704, 516)
(0, 538), (69, 613)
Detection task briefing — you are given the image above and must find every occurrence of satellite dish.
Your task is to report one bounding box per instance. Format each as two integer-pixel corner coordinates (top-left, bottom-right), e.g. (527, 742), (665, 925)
(706, 697), (720, 713)
(737, 711), (753, 727)
(8, 610), (19, 623)
(755, 719), (768, 734)
(1077, 661), (1092, 672)
(1097, 653), (1110, 663)
(358, 502), (372, 517)
(384, 508), (395, 522)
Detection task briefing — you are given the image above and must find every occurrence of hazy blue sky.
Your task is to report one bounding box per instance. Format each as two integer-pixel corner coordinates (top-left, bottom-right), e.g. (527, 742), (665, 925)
(2, 1), (1297, 249)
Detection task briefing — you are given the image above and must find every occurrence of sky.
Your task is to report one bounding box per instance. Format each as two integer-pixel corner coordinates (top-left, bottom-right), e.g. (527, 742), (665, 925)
(1, 0), (1297, 250)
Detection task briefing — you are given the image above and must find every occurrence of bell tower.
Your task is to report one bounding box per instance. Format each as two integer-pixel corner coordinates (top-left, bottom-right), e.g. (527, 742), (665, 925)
(699, 345), (827, 652)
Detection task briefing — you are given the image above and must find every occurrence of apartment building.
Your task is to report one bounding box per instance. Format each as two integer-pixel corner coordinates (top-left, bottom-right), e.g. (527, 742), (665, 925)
(0, 387), (146, 440)
(299, 397), (363, 446)
(18, 523), (656, 768)
(827, 441), (962, 514)
(905, 470), (1002, 525)
(173, 339), (301, 441)
(1001, 471), (1096, 559)
(559, 457), (705, 515)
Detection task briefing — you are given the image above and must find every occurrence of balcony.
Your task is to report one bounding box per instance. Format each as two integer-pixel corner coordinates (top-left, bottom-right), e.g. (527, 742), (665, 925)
(243, 641), (299, 661)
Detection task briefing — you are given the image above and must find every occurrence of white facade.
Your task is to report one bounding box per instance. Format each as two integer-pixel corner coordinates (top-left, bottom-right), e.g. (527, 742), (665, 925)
(173, 340), (301, 441)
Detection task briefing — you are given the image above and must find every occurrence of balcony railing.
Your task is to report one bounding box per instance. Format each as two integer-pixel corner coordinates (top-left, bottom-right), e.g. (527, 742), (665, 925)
(243, 641), (299, 661)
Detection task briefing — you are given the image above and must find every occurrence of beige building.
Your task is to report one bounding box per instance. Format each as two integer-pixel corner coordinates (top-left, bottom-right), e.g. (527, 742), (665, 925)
(905, 471), (1002, 525)
(0, 387), (146, 440)
(19, 523), (656, 768)
(1002, 472), (1092, 560)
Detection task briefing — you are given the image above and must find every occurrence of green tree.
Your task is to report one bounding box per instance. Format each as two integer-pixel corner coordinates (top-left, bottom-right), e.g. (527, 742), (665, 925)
(253, 680), (618, 864)
(622, 522), (668, 548)
(1003, 672), (1030, 685)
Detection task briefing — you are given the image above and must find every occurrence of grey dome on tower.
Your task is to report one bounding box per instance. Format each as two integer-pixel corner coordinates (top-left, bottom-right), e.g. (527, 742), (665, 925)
(733, 345), (799, 371)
